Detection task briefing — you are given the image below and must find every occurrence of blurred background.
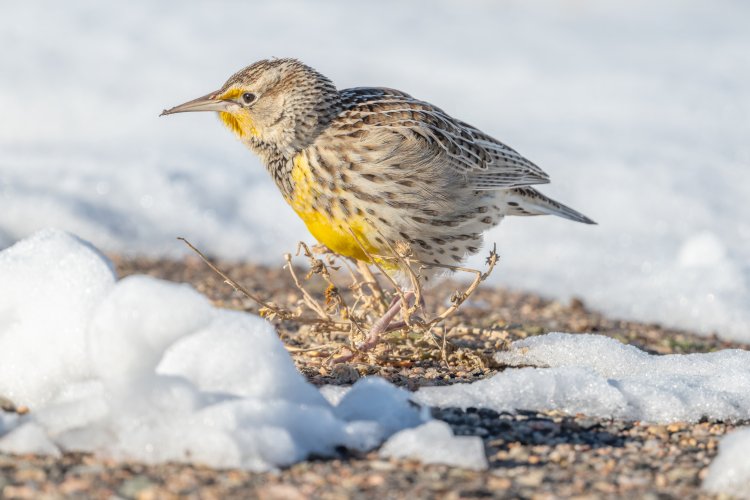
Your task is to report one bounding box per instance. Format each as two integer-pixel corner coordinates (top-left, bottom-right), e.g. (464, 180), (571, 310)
(1, 0), (748, 339)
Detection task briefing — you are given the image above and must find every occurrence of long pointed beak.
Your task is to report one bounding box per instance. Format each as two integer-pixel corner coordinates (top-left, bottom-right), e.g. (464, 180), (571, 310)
(160, 91), (232, 116)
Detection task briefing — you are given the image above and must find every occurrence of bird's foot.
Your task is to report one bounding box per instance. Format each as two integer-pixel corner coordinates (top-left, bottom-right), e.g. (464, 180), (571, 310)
(329, 291), (416, 364)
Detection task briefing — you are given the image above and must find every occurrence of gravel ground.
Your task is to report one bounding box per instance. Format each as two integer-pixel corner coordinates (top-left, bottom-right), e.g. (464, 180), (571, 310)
(1, 255), (747, 499)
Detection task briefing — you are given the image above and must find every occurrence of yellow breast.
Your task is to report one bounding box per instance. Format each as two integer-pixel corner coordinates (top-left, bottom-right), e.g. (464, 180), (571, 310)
(289, 154), (385, 264)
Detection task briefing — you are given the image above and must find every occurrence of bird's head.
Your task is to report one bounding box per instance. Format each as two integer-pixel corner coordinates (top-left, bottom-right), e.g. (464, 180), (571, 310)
(161, 58), (340, 155)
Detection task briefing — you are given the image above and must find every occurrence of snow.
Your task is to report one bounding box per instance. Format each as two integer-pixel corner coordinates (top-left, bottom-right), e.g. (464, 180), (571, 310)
(158, 312), (325, 406)
(703, 428), (750, 499)
(3, 230), (750, 478)
(414, 333), (750, 423)
(0, 424), (61, 458)
(1, 0), (748, 340)
(380, 421), (488, 471)
(0, 229), (116, 408)
(0, 230), (426, 470)
(0, 413), (18, 437)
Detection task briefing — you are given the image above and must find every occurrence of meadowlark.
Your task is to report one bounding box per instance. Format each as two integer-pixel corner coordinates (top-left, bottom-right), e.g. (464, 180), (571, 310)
(161, 58), (594, 348)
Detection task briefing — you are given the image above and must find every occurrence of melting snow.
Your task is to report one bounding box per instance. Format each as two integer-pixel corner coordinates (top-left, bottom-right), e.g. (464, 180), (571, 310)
(0, 230), (426, 470)
(2, 230), (750, 477)
(414, 333), (750, 423)
(703, 428), (750, 499)
(380, 421), (488, 471)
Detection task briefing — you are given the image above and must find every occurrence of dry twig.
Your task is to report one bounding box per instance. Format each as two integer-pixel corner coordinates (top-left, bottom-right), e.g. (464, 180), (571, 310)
(179, 235), (499, 364)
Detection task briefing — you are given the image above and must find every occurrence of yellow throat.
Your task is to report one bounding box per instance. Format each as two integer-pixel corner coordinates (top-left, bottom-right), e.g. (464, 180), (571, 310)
(216, 88), (259, 138)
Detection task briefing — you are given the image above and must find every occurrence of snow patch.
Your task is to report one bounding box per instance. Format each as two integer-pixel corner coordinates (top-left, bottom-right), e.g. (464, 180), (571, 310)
(0, 229), (116, 408)
(5, 230), (750, 475)
(380, 421), (488, 471)
(414, 333), (750, 423)
(0, 230), (425, 470)
(159, 313), (326, 407)
(0, 423), (61, 458)
(319, 385), (351, 406)
(703, 428), (750, 499)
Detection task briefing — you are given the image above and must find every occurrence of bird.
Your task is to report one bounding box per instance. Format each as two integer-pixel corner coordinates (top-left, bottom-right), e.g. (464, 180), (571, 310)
(161, 58), (594, 351)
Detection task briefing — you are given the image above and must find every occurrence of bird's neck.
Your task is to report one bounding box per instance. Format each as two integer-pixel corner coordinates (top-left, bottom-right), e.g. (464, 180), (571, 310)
(245, 137), (297, 197)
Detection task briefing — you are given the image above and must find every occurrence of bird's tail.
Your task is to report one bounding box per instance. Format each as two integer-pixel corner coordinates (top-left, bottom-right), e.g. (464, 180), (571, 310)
(504, 187), (596, 224)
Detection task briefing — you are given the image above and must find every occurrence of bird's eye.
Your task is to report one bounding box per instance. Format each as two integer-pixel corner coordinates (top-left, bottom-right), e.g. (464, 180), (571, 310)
(241, 92), (256, 105)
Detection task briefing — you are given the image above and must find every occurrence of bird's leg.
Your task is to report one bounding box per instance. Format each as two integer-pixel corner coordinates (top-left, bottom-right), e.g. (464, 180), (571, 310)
(382, 317), (425, 334)
(330, 291), (416, 364)
(358, 291), (416, 351)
